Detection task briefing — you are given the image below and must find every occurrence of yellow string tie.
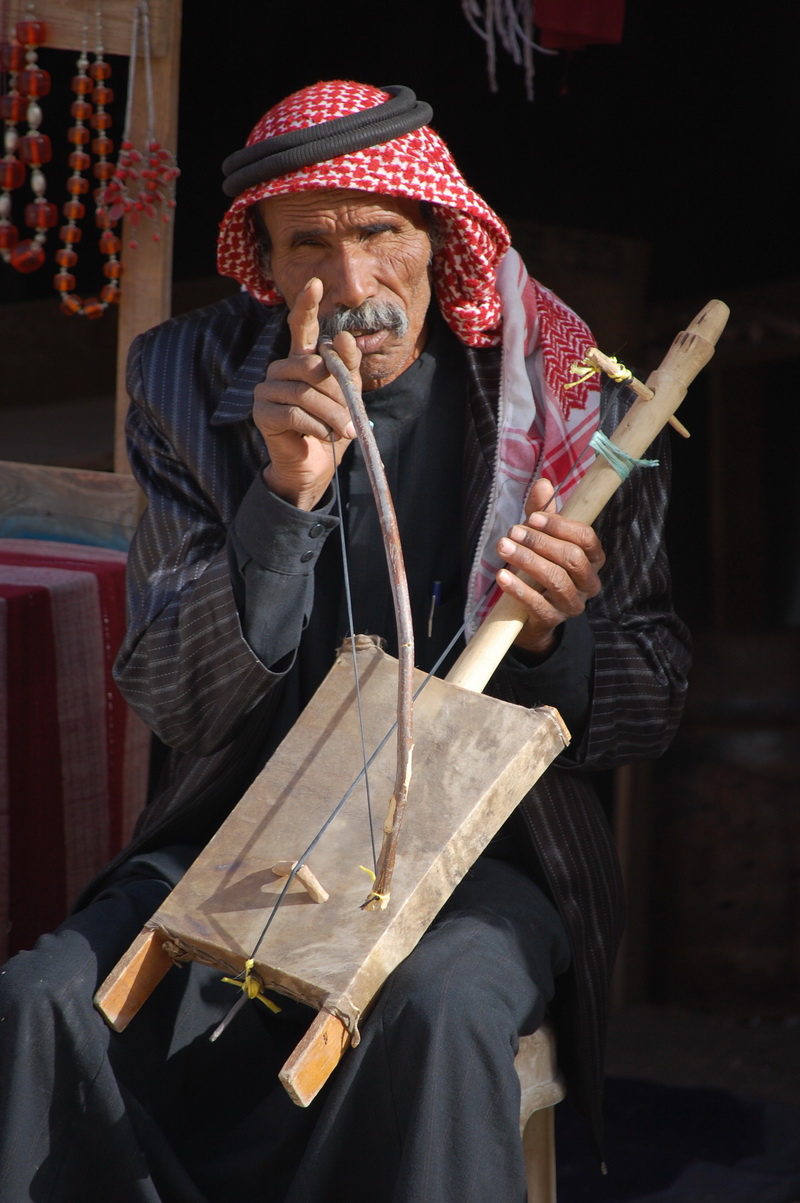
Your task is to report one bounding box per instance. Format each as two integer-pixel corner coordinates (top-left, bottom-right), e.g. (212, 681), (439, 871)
(566, 355), (633, 389)
(603, 357), (633, 384)
(359, 865), (390, 903)
(221, 958), (281, 1013)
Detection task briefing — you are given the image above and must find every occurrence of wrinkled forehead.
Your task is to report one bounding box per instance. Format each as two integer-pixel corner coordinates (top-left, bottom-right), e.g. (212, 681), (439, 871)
(257, 188), (426, 237)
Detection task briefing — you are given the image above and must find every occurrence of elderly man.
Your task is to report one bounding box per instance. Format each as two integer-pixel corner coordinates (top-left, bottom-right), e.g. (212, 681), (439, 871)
(0, 82), (689, 1201)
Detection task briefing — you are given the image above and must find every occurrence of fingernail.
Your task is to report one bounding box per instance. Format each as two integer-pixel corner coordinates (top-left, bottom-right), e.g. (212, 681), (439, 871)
(345, 421), (356, 439)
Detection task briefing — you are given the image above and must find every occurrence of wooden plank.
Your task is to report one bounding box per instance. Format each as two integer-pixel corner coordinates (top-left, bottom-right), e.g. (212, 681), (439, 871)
(280, 1011), (352, 1107)
(0, 460), (144, 548)
(35, 0), (170, 57)
(94, 928), (173, 1031)
(114, 0), (182, 471)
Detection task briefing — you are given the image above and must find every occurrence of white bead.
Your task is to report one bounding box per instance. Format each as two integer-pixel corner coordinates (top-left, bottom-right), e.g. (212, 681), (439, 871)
(4, 128), (19, 154)
(31, 168), (46, 195)
(26, 101), (42, 129)
(0, 195), (11, 218)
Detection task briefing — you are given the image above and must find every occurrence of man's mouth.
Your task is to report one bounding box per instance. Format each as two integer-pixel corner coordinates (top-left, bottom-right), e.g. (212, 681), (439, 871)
(351, 329), (391, 353)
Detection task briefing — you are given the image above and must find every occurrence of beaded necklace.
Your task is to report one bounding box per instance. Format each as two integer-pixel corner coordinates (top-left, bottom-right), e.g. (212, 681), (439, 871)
(99, 0), (178, 250)
(0, 4), (55, 273)
(55, 16), (122, 318)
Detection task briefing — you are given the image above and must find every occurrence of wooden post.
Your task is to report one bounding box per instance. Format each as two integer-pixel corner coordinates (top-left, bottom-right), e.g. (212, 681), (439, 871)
(36, 0), (183, 475)
(114, 0), (182, 473)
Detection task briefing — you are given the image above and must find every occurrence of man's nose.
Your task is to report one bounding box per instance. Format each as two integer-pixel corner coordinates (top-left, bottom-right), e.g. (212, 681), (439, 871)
(325, 243), (376, 311)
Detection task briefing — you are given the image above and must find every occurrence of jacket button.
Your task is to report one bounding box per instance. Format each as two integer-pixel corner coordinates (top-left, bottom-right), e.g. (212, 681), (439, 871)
(300, 550), (314, 564)
(309, 522), (325, 539)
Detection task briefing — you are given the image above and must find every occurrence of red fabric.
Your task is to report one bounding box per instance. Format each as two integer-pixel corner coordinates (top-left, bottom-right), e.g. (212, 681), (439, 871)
(0, 541), (150, 958)
(535, 0), (625, 49)
(2, 583), (67, 957)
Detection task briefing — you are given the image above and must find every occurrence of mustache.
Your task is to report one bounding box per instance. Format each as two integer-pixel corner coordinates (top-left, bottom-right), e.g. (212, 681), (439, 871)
(318, 299), (409, 341)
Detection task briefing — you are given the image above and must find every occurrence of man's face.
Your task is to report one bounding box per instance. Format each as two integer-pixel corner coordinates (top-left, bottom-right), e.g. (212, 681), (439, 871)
(258, 189), (433, 390)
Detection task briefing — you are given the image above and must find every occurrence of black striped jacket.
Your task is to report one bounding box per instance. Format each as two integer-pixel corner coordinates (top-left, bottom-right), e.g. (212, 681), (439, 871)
(108, 289), (690, 1161)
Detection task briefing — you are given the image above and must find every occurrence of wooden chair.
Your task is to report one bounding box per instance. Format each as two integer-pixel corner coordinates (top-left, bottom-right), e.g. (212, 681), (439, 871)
(516, 1022), (565, 1202)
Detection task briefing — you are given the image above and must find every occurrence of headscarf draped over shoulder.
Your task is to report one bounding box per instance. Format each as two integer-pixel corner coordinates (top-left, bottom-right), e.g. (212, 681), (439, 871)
(217, 81), (511, 348)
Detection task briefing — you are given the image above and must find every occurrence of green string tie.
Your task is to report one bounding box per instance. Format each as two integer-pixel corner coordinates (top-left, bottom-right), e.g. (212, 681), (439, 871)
(590, 430), (660, 481)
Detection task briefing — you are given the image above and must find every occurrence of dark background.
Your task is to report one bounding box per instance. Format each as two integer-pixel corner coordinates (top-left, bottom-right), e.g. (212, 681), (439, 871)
(4, 0), (797, 307)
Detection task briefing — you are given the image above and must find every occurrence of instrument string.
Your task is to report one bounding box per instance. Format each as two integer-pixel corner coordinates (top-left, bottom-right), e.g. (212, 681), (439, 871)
(329, 432), (378, 874)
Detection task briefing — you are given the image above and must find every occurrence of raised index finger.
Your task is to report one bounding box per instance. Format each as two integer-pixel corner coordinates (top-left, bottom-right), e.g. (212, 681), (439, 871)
(288, 277), (323, 356)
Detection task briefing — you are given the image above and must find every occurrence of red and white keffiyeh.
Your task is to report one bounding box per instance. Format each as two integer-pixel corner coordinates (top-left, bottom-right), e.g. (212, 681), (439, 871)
(216, 81), (602, 629)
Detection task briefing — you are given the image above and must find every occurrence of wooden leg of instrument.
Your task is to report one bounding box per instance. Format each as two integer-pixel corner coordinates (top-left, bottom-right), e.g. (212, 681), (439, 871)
(93, 927), (173, 1032)
(279, 1010), (352, 1106)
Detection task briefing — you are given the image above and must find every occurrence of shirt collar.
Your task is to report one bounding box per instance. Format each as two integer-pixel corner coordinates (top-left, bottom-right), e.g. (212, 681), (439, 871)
(211, 301), (289, 425)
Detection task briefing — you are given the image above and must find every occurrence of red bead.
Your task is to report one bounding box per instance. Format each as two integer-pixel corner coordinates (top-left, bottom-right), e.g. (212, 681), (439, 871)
(91, 135), (113, 156)
(71, 72), (93, 94)
(68, 149), (91, 171)
(93, 160), (115, 181)
(19, 132), (52, 165)
(18, 67), (50, 97)
(92, 85), (113, 105)
(24, 199), (57, 228)
(90, 110), (112, 130)
(67, 174), (89, 195)
(60, 294), (83, 315)
(95, 207), (115, 229)
(70, 99), (92, 120)
(62, 199), (85, 221)
(0, 158), (25, 190)
(55, 247), (78, 267)
(0, 222), (19, 251)
(100, 282), (120, 304)
(102, 258), (123, 279)
(59, 223), (82, 244)
(54, 270), (76, 291)
(9, 238), (45, 271)
(68, 124), (91, 145)
(15, 19), (46, 46)
(1, 41), (26, 71)
(88, 60), (111, 80)
(0, 92), (27, 122)
(83, 297), (105, 319)
(98, 230), (121, 254)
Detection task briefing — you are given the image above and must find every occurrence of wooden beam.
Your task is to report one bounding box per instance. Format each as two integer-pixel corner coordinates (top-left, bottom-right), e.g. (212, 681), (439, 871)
(94, 927), (173, 1031)
(114, 0), (183, 472)
(33, 0), (170, 57)
(0, 460), (145, 548)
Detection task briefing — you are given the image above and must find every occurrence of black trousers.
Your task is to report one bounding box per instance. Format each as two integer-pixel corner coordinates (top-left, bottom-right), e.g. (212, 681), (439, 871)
(0, 850), (569, 1203)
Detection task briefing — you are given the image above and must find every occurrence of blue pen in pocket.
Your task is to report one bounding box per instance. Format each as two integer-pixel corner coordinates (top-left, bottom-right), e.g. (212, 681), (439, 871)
(427, 580), (443, 638)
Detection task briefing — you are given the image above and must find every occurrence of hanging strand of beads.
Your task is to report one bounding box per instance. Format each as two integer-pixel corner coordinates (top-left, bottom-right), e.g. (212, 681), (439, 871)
(56, 6), (123, 318)
(0, 25), (27, 260)
(0, 3), (55, 272)
(101, 0), (178, 248)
